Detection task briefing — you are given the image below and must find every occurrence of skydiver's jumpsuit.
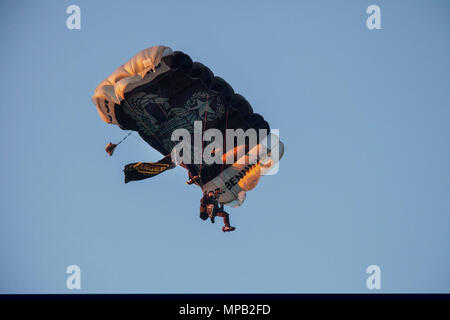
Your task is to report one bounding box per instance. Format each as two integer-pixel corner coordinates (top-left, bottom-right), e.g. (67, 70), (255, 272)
(200, 193), (233, 229)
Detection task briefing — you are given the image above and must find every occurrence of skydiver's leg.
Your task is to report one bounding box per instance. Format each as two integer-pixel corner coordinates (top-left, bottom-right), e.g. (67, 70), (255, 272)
(216, 211), (235, 232)
(216, 211), (230, 227)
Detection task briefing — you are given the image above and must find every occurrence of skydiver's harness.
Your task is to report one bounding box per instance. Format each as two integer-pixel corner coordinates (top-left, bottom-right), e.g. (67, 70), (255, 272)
(200, 193), (224, 223)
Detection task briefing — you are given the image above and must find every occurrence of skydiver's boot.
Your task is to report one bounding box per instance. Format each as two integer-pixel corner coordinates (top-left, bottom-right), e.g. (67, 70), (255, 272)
(222, 226), (236, 232)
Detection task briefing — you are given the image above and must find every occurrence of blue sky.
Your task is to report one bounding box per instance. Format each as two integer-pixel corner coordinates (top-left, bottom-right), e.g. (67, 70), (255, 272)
(0, 0), (449, 293)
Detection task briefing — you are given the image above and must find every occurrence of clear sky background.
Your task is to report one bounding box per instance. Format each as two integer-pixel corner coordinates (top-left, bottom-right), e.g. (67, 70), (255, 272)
(0, 0), (449, 293)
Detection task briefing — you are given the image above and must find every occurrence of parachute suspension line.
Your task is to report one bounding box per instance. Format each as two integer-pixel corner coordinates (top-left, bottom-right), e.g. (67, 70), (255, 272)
(157, 86), (169, 120)
(199, 94), (209, 188)
(117, 131), (133, 145)
(222, 108), (229, 178)
(105, 131), (133, 156)
(123, 99), (167, 160)
(153, 86), (179, 165)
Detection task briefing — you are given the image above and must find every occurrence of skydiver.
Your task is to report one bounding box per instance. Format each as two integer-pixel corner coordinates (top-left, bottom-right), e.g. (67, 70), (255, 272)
(199, 190), (236, 232)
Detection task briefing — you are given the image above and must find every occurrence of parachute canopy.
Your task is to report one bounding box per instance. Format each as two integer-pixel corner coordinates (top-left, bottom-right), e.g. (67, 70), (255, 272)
(92, 45), (284, 206)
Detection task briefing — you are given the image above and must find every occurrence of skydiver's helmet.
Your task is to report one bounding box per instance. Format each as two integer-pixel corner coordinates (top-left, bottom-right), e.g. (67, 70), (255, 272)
(199, 211), (209, 221)
(207, 191), (215, 198)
